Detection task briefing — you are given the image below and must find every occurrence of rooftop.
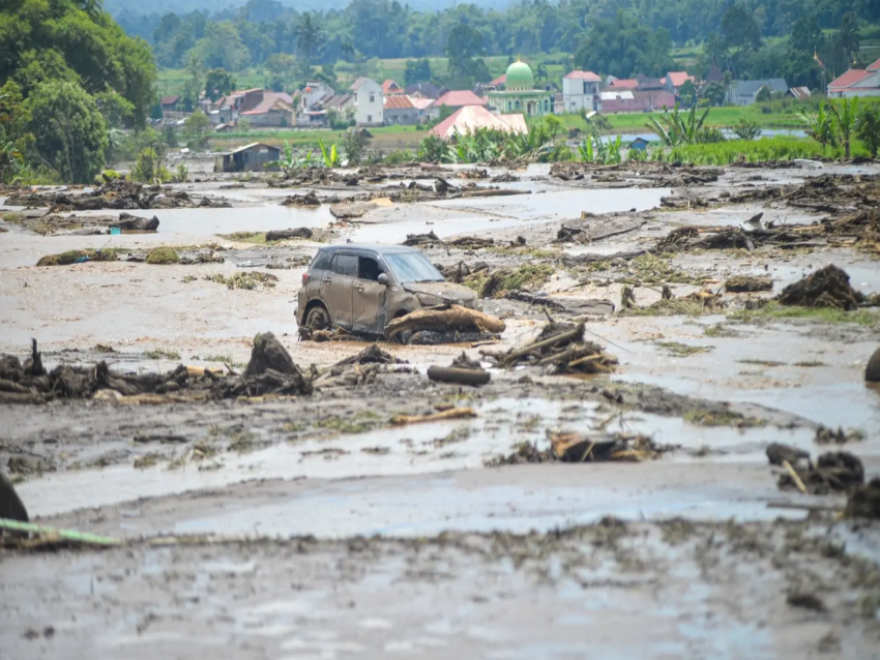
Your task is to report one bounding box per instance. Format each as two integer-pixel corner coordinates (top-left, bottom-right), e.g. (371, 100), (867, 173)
(829, 69), (872, 90)
(435, 90), (488, 108)
(607, 78), (639, 90)
(384, 95), (415, 110)
(666, 71), (695, 87)
(565, 70), (602, 82)
(429, 105), (527, 139)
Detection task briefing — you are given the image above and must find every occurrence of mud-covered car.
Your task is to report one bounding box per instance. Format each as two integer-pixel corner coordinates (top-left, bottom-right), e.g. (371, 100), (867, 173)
(297, 244), (480, 337)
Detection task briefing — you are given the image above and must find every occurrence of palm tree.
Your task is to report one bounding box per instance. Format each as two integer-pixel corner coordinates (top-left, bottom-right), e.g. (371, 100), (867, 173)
(295, 13), (322, 64)
(829, 98), (859, 159)
(839, 12), (861, 64)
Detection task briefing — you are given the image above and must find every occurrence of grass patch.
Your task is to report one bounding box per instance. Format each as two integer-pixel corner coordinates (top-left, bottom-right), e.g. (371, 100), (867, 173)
(657, 137), (858, 165)
(616, 253), (707, 286)
(227, 431), (257, 453)
(480, 264), (555, 298)
(203, 354), (234, 363)
(794, 360), (827, 367)
(684, 410), (766, 428)
(737, 358), (786, 367)
(133, 452), (162, 469)
(621, 300), (715, 317)
(729, 302), (880, 327)
(703, 324), (741, 338)
(204, 271), (278, 290)
(315, 411), (382, 434)
(655, 341), (713, 357)
(182, 275), (197, 283)
(144, 348), (182, 360)
(145, 247), (180, 265)
(36, 249), (120, 267)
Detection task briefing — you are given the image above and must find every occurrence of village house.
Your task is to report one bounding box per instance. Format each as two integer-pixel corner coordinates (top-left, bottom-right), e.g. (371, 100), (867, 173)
(430, 105), (527, 139)
(606, 77), (639, 91)
(160, 95), (183, 120)
(409, 96), (435, 123)
(350, 77), (384, 126)
(298, 81), (335, 113)
(214, 143), (281, 173)
(383, 95), (419, 125)
(562, 70), (602, 113)
(239, 91), (294, 127)
(382, 80), (405, 96)
(404, 82), (446, 99)
(730, 79), (789, 105)
(664, 71), (696, 95)
(828, 58), (880, 98)
(430, 89), (487, 120)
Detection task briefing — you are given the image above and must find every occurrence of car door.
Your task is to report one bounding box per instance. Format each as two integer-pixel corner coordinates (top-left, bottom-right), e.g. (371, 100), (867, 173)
(352, 255), (388, 335)
(320, 253), (357, 328)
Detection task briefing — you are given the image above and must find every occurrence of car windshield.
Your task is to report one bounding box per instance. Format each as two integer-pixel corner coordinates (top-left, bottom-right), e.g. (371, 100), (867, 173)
(384, 252), (444, 283)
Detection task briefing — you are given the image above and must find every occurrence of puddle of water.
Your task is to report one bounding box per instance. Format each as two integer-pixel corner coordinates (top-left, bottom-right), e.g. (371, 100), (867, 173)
(349, 188), (668, 244)
(21, 397), (812, 523)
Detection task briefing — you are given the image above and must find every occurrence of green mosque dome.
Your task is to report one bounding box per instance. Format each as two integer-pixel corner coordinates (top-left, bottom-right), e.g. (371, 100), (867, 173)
(505, 60), (534, 91)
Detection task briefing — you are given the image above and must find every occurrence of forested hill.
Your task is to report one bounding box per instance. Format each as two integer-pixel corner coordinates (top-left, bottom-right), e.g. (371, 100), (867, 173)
(117, 0), (877, 92)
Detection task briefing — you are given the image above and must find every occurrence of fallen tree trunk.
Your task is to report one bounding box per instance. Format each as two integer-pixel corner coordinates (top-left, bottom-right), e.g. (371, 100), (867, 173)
(265, 228), (313, 242)
(384, 304), (506, 340)
(391, 407), (476, 425)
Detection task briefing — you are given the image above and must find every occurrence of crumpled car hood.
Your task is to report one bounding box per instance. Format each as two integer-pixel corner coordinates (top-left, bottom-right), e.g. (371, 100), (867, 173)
(403, 282), (476, 303)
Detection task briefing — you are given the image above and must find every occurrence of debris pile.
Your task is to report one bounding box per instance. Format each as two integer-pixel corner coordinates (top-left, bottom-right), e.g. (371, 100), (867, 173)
(385, 304), (506, 344)
(622, 290), (725, 316)
(402, 232), (495, 249)
(725, 276), (773, 293)
(5, 180), (214, 212)
(280, 191), (323, 207)
(0, 472), (29, 523)
(766, 443), (865, 495)
(482, 322), (617, 375)
(0, 334), (312, 405)
(427, 353), (490, 387)
(776, 265), (865, 310)
(486, 431), (673, 466)
(845, 478), (880, 519)
(814, 425), (864, 445)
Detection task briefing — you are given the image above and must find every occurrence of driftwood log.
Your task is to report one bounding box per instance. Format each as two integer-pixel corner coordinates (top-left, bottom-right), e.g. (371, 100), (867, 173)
(384, 304), (506, 340)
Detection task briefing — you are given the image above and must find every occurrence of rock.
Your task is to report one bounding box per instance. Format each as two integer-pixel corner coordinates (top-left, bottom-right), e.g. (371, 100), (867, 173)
(0, 471), (29, 523)
(265, 227), (312, 242)
(866, 347), (880, 382)
(115, 213), (159, 231)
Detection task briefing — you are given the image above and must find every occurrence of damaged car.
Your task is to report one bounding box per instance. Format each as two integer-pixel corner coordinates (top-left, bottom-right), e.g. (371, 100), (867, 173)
(297, 244), (480, 339)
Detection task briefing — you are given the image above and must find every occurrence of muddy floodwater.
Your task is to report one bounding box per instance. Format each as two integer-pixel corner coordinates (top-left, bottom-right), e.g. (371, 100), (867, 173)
(2, 160), (880, 658)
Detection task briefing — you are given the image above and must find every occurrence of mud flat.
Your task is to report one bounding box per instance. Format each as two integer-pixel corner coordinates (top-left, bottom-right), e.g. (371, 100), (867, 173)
(2, 161), (880, 657)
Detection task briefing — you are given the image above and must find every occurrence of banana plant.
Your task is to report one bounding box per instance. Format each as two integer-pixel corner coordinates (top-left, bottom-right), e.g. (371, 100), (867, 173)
(828, 98), (859, 159)
(317, 139), (340, 167)
(798, 100), (838, 150)
(577, 136), (595, 162)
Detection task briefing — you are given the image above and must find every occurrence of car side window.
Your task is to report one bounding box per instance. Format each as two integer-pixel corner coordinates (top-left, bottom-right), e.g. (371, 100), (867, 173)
(330, 254), (358, 276)
(310, 251), (331, 271)
(358, 256), (382, 282)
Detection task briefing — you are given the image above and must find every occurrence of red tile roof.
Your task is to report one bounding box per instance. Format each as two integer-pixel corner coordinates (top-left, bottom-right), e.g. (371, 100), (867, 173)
(490, 74), (507, 86)
(384, 95), (415, 110)
(829, 69), (871, 90)
(382, 79), (404, 94)
(430, 106), (526, 138)
(607, 78), (639, 89)
(434, 90), (487, 108)
(666, 71), (694, 87)
(868, 58), (880, 71)
(161, 95), (181, 106)
(564, 70), (601, 82)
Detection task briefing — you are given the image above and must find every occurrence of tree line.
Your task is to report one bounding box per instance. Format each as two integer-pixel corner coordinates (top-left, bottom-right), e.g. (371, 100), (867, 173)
(120, 0), (878, 79)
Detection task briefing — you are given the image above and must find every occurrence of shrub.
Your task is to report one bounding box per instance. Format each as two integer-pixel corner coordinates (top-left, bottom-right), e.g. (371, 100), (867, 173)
(131, 148), (171, 183)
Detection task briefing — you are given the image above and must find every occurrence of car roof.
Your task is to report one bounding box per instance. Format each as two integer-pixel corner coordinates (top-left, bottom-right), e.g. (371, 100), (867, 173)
(317, 244), (423, 256)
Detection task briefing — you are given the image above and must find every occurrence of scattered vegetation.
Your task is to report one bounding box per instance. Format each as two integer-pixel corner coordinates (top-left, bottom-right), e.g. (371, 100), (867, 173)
(683, 410), (766, 428)
(655, 341), (713, 357)
(204, 271), (279, 290)
(144, 348), (182, 360)
(36, 249), (120, 267)
(729, 302), (880, 327)
(145, 247), (181, 265)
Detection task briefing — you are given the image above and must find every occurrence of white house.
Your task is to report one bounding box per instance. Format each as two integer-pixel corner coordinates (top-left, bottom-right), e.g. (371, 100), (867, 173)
(828, 59), (880, 98)
(350, 78), (384, 126)
(562, 70), (602, 113)
(730, 79), (789, 105)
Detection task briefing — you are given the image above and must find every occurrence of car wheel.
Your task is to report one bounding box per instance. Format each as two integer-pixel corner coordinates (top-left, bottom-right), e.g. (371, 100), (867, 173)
(305, 305), (330, 330)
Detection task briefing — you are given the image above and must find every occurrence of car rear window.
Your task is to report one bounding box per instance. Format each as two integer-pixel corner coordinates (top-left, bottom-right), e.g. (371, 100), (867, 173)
(310, 250), (331, 271)
(330, 253), (358, 276)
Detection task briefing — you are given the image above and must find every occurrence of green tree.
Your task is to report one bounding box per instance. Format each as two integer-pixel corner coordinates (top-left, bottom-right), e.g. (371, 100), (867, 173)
(182, 110), (212, 150)
(830, 98), (859, 159)
(701, 82), (726, 107)
(404, 59), (432, 86)
(839, 12), (862, 62)
(131, 147), (170, 183)
(264, 53), (297, 92)
(679, 80), (698, 108)
(295, 13), (322, 63)
(25, 81), (108, 183)
(205, 69), (237, 101)
(756, 85), (773, 103)
(857, 104), (880, 157)
(732, 120), (761, 140)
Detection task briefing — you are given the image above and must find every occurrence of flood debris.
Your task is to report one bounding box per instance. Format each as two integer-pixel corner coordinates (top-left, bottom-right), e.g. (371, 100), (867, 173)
(482, 322), (618, 375)
(814, 426), (864, 445)
(402, 231), (495, 250)
(844, 477), (880, 519)
(768, 443), (866, 495)
(0, 334), (312, 405)
(204, 271), (278, 290)
(548, 431), (675, 462)
(333, 344), (406, 367)
(265, 228), (313, 242)
(867, 347), (880, 383)
(725, 276), (773, 293)
(427, 365), (490, 387)
(622, 289), (725, 316)
(36, 248), (119, 267)
(776, 265), (865, 310)
(438, 260), (490, 284)
(384, 304), (506, 343)
(480, 264), (554, 299)
(390, 407), (476, 425)
(5, 179), (217, 211)
(0, 519), (119, 549)
(0, 472), (29, 523)
(280, 191), (322, 207)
